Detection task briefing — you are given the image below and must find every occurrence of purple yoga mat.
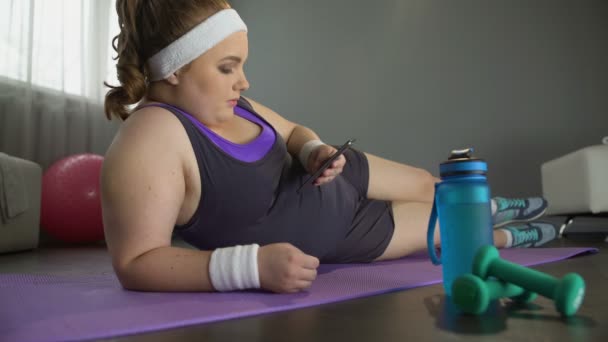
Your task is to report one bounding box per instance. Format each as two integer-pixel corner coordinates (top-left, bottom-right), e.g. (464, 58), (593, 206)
(0, 247), (596, 342)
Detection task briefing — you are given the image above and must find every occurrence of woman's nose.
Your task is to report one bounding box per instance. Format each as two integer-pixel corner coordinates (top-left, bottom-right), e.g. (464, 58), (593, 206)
(235, 73), (249, 92)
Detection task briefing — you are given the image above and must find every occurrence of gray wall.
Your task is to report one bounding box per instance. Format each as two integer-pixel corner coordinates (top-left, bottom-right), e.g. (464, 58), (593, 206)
(232, 0), (608, 197)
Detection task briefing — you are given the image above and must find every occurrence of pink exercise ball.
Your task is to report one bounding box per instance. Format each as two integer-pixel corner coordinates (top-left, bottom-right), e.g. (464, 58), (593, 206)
(40, 153), (105, 243)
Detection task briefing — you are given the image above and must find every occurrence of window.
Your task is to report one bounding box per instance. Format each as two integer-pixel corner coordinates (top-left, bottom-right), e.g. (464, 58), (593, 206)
(0, 0), (118, 102)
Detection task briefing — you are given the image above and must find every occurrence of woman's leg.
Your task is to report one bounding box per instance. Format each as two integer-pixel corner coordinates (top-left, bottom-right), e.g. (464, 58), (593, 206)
(363, 153), (499, 260)
(364, 152), (549, 225)
(362, 152), (551, 261)
(374, 201), (508, 261)
(364, 153), (438, 203)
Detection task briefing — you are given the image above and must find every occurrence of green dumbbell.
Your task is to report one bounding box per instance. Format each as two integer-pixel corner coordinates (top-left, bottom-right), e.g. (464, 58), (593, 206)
(452, 274), (537, 314)
(473, 245), (585, 317)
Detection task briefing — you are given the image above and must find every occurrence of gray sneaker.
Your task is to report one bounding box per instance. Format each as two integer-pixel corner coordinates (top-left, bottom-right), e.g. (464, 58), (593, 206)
(493, 197), (548, 228)
(503, 222), (558, 248)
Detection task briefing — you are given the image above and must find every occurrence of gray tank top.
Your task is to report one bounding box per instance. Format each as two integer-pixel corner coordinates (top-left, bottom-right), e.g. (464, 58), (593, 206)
(153, 98), (365, 260)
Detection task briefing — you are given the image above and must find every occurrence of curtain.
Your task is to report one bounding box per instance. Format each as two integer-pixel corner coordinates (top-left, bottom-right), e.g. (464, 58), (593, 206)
(0, 0), (120, 169)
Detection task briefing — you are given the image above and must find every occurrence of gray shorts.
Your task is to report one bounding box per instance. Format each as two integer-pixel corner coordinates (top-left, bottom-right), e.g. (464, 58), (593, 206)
(322, 148), (395, 263)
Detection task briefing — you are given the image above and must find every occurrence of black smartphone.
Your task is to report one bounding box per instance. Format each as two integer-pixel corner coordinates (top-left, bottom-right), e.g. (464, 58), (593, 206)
(297, 138), (356, 193)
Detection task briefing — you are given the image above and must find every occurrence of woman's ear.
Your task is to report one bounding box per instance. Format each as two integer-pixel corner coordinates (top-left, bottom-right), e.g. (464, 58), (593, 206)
(165, 73), (179, 85)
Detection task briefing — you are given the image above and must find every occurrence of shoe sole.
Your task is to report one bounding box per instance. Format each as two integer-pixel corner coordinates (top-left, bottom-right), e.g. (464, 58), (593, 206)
(492, 207), (548, 228)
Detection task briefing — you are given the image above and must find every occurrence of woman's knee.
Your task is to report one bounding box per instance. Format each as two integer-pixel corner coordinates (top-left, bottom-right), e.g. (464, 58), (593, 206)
(365, 153), (437, 202)
(417, 169), (438, 202)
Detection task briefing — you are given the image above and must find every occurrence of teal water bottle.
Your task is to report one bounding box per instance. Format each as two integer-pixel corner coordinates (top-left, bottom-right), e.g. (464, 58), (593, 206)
(427, 148), (494, 296)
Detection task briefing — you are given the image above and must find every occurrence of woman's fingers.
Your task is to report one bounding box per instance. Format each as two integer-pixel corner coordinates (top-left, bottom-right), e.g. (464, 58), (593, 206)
(301, 254), (320, 269)
(299, 267), (318, 281)
(313, 154), (346, 185)
(294, 279), (314, 290)
(279, 268), (317, 293)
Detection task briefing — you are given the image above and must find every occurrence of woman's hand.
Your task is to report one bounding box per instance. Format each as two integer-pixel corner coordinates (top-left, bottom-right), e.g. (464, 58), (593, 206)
(258, 243), (319, 293)
(307, 144), (346, 186)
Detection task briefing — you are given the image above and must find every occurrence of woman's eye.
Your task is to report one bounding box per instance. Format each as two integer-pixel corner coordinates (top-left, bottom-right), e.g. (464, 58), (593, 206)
(219, 66), (233, 74)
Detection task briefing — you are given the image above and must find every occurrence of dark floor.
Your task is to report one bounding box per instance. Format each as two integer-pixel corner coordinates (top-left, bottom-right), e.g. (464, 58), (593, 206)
(1, 236), (607, 342)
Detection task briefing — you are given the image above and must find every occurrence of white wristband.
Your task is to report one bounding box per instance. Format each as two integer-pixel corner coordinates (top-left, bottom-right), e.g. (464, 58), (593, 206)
(298, 140), (325, 169)
(209, 244), (260, 292)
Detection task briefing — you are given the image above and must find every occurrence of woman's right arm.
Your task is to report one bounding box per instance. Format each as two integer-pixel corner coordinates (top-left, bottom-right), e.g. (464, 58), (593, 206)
(101, 108), (319, 293)
(101, 108), (216, 291)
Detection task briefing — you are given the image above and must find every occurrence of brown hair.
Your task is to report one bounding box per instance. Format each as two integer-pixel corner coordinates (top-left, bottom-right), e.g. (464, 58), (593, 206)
(104, 0), (231, 120)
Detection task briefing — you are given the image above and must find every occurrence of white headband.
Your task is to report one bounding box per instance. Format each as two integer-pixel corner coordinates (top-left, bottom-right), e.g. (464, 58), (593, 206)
(147, 9), (247, 81)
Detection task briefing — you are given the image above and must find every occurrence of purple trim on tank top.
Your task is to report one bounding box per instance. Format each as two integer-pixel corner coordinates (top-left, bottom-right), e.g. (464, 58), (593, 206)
(140, 103), (276, 162)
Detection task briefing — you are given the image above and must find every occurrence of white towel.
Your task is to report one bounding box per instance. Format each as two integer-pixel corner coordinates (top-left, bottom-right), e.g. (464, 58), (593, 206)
(0, 153), (29, 223)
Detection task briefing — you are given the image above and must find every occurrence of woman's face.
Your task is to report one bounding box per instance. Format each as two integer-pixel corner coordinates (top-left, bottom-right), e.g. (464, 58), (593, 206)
(175, 31), (250, 127)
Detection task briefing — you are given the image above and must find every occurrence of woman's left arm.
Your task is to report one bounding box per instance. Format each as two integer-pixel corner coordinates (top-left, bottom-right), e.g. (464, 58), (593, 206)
(244, 97), (345, 186)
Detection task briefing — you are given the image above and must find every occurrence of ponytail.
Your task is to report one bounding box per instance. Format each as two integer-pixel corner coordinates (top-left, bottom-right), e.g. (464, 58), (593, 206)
(104, 0), (231, 120)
